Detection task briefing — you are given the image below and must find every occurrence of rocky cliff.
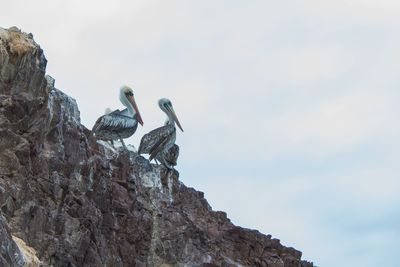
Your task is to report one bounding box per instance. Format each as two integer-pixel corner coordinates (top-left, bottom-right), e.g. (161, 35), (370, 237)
(0, 27), (313, 267)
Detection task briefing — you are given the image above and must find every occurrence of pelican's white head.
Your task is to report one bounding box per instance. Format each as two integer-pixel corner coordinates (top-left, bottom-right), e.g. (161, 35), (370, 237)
(119, 86), (143, 125)
(158, 98), (183, 132)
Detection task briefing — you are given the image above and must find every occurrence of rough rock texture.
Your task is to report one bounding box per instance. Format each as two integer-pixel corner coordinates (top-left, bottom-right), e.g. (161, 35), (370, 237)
(0, 214), (25, 266)
(0, 27), (313, 267)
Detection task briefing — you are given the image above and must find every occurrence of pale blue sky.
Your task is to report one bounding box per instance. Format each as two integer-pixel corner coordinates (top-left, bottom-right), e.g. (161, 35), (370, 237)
(2, 1), (400, 266)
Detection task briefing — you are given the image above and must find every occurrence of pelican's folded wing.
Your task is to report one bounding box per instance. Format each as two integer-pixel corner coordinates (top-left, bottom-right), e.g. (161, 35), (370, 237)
(138, 125), (175, 155)
(92, 113), (137, 133)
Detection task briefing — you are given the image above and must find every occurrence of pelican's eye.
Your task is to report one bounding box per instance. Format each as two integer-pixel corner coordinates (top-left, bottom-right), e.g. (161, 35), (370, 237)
(125, 91), (133, 97)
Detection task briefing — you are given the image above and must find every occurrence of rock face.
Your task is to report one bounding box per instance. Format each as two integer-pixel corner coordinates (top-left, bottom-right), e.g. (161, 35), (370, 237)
(0, 27), (313, 267)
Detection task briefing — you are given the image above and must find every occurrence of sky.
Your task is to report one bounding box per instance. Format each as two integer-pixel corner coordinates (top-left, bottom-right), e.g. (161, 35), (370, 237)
(2, 1), (400, 266)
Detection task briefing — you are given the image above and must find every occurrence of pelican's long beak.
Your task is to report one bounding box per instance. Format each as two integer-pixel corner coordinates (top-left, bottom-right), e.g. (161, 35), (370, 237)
(129, 95), (144, 125)
(169, 107), (183, 132)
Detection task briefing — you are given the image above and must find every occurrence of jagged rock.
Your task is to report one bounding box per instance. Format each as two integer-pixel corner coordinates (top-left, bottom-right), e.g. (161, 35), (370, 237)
(0, 214), (25, 266)
(0, 26), (313, 267)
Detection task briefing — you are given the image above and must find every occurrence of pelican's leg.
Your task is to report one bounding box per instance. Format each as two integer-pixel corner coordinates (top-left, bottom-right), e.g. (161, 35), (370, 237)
(110, 140), (114, 146)
(154, 151), (166, 165)
(119, 137), (127, 150)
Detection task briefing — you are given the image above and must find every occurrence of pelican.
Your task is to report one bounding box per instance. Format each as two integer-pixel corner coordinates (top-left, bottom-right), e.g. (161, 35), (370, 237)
(138, 98), (183, 169)
(154, 118), (180, 166)
(92, 86), (143, 149)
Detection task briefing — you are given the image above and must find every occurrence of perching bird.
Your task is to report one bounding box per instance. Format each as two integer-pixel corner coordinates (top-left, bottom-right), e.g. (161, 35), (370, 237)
(138, 98), (183, 169)
(154, 118), (180, 166)
(92, 86), (143, 149)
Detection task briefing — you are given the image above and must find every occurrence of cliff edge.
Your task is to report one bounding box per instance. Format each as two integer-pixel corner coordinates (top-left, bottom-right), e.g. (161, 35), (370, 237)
(0, 27), (313, 267)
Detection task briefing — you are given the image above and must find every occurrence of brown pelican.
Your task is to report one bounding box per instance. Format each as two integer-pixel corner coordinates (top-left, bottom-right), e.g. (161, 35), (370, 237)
(154, 118), (180, 166)
(92, 86), (143, 149)
(138, 98), (183, 169)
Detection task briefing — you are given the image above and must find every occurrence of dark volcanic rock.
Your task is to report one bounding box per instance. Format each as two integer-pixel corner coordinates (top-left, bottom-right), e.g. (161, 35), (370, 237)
(0, 214), (24, 266)
(0, 27), (313, 267)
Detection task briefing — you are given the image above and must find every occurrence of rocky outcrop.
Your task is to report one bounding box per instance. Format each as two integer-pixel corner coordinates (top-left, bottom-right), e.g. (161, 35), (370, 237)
(0, 214), (25, 266)
(0, 27), (313, 267)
